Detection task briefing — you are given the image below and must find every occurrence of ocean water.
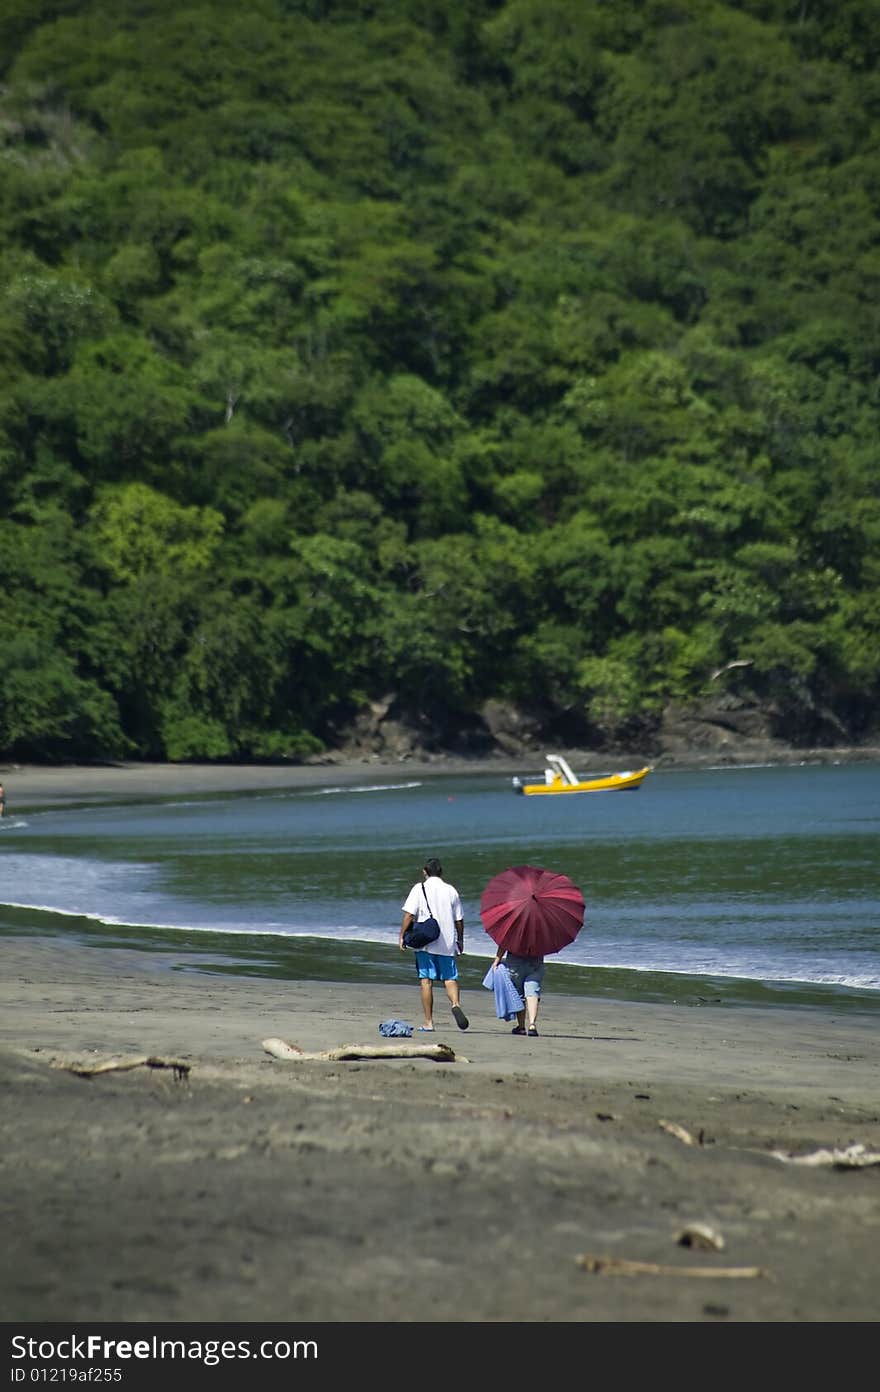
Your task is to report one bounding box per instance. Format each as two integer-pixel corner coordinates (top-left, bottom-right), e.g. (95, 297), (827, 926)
(1, 761), (878, 1011)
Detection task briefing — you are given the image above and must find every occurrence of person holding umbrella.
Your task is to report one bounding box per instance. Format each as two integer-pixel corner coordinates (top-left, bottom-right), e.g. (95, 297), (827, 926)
(481, 865), (586, 1039)
(491, 949), (545, 1035)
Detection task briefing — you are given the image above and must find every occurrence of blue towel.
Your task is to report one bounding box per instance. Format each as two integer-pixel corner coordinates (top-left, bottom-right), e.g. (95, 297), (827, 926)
(481, 964), (524, 1021)
(378, 1019), (413, 1038)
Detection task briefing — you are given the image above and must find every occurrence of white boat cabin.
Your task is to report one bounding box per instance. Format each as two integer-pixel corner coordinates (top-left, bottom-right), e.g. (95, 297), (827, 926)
(543, 754), (579, 786)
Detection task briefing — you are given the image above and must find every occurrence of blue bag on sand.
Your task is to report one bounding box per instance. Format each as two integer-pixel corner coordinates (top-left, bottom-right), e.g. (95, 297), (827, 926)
(379, 1019), (413, 1038)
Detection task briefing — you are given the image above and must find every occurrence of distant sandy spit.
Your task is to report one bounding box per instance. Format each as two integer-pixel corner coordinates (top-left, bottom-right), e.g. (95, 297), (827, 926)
(4, 743), (879, 811)
(0, 757), (524, 810)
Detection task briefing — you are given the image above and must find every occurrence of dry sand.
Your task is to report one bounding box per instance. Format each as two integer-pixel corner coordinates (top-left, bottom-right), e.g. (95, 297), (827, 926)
(2, 761), (879, 1326)
(3, 946), (879, 1326)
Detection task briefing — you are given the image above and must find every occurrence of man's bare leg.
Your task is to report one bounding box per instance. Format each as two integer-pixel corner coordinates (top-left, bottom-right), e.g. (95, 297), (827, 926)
(443, 979), (461, 1009)
(419, 977), (435, 1029)
(443, 979), (469, 1030)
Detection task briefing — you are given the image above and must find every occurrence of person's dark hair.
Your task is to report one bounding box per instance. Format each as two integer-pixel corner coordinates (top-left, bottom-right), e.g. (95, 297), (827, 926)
(423, 857), (443, 878)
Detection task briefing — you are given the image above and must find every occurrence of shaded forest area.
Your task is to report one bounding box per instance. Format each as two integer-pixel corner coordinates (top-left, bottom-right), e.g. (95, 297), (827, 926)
(1, 0), (879, 763)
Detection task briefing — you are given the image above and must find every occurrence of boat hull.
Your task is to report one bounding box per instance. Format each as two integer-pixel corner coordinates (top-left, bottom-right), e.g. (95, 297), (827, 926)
(515, 766), (651, 796)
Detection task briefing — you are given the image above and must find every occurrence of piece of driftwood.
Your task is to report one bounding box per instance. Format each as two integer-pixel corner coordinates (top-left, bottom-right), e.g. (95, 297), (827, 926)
(261, 1037), (463, 1064)
(770, 1143), (880, 1169)
(676, 1223), (725, 1251)
(659, 1119), (698, 1146)
(577, 1254), (766, 1279)
(53, 1054), (191, 1080)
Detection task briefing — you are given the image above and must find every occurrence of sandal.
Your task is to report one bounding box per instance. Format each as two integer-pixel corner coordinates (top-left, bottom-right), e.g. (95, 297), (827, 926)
(511, 1025), (526, 1035)
(418, 1024), (435, 1032)
(527, 1026), (539, 1036)
(451, 1005), (469, 1031)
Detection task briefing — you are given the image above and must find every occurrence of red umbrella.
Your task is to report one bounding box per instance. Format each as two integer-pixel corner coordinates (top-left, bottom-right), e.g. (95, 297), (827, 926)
(480, 865), (585, 958)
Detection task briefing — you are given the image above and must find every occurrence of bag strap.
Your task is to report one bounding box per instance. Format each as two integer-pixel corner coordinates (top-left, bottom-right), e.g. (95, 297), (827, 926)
(421, 882), (434, 918)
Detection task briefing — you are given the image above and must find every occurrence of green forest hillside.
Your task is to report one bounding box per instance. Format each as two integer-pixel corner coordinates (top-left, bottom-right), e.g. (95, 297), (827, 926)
(2, 0), (879, 762)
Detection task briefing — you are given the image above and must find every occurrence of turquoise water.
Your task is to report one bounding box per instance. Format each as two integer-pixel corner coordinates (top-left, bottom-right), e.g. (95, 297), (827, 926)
(1, 761), (878, 1011)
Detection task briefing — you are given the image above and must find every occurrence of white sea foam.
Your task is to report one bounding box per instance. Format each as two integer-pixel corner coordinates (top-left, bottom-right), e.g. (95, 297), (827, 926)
(305, 781), (422, 796)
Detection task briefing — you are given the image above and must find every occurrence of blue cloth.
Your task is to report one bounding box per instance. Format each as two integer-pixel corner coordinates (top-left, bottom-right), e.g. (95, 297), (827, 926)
(481, 963), (525, 1021)
(378, 1019), (413, 1038)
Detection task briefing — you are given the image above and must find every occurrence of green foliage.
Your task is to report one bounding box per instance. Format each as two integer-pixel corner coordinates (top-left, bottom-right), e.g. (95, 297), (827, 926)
(576, 652), (645, 738)
(1, 0), (879, 760)
(86, 482), (224, 583)
(0, 635), (126, 759)
(0, 509), (129, 757)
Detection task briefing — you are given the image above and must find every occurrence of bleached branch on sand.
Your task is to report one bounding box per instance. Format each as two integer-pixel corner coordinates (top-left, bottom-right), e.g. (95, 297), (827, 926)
(52, 1055), (191, 1079)
(261, 1037), (464, 1064)
(658, 1119), (698, 1146)
(576, 1254), (767, 1279)
(676, 1223), (725, 1251)
(771, 1143), (880, 1168)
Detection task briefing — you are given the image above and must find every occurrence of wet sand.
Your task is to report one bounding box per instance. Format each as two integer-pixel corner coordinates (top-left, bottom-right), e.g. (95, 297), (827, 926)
(2, 760), (879, 1325)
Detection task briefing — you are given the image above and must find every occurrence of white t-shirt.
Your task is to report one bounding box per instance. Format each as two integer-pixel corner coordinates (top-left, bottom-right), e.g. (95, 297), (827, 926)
(401, 875), (462, 955)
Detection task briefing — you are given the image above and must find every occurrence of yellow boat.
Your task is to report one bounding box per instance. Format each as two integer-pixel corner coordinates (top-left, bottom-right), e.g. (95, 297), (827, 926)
(512, 754), (651, 796)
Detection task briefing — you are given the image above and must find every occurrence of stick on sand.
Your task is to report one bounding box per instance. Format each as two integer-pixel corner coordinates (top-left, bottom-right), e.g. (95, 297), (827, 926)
(262, 1037), (463, 1063)
(52, 1054), (191, 1079)
(576, 1254), (768, 1279)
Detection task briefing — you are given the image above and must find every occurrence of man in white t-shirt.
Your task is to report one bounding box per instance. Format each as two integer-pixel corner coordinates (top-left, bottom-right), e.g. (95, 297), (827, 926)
(400, 857), (468, 1032)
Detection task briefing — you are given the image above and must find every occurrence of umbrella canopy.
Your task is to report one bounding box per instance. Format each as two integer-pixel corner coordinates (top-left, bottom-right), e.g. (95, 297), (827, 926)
(480, 865), (585, 958)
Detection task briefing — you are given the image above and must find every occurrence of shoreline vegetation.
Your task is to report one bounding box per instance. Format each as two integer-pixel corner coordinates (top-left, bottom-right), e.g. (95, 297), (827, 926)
(3, 4), (880, 784)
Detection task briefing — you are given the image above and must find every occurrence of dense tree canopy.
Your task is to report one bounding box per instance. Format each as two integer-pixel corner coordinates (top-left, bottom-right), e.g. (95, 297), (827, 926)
(1, 0), (879, 760)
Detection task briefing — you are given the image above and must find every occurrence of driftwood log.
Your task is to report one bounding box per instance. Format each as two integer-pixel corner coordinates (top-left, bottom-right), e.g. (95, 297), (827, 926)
(262, 1037), (463, 1064)
(770, 1143), (880, 1169)
(676, 1223), (725, 1251)
(52, 1054), (191, 1079)
(658, 1119), (698, 1146)
(577, 1254), (767, 1279)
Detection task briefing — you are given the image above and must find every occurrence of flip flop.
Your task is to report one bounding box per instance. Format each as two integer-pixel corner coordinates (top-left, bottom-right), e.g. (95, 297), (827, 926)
(418, 1025), (435, 1032)
(527, 1026), (539, 1036)
(511, 1026), (526, 1035)
(451, 1005), (469, 1031)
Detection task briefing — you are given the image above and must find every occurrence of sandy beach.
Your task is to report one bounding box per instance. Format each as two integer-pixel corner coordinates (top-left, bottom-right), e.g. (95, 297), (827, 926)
(2, 761), (879, 1325)
(0, 757), (474, 810)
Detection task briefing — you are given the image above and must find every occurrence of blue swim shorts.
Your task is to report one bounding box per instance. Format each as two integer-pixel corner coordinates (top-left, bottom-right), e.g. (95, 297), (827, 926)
(414, 951), (458, 982)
